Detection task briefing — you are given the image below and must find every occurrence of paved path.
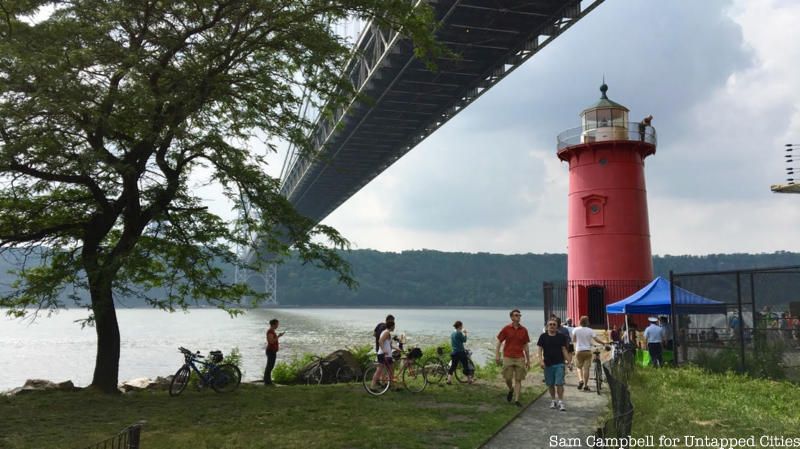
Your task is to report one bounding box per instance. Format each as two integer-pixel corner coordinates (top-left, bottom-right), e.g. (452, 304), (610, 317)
(481, 369), (609, 449)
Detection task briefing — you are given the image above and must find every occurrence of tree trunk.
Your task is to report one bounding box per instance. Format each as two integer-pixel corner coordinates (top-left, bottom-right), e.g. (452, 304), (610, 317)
(89, 280), (121, 394)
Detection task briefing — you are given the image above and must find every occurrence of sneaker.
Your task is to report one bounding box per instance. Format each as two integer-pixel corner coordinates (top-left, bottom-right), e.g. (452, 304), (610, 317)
(507, 390), (513, 402)
(550, 400), (557, 409)
(577, 381), (584, 390)
(515, 401), (523, 408)
(559, 401), (566, 412)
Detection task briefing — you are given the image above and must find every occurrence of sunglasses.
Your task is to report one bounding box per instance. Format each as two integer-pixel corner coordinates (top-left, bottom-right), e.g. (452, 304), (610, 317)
(547, 323), (557, 327)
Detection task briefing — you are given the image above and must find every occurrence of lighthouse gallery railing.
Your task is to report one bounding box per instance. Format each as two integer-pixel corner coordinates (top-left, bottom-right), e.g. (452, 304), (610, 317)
(557, 122), (657, 150)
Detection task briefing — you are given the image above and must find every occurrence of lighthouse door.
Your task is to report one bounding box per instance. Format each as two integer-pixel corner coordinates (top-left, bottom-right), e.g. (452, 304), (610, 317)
(587, 285), (606, 327)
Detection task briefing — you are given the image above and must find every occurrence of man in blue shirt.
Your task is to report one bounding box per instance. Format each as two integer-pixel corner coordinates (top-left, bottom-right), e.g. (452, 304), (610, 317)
(643, 317), (666, 367)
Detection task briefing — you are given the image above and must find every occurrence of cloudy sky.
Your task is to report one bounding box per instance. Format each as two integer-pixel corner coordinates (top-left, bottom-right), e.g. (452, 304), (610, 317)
(206, 0), (800, 256)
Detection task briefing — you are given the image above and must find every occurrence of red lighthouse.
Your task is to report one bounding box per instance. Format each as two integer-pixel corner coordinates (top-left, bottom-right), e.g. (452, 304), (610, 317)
(557, 84), (657, 327)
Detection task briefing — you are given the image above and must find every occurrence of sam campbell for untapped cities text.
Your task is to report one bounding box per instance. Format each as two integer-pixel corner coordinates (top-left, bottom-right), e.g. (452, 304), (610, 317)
(549, 435), (800, 448)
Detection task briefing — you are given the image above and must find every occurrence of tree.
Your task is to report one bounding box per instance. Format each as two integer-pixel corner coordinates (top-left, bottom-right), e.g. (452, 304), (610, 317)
(0, 1), (439, 393)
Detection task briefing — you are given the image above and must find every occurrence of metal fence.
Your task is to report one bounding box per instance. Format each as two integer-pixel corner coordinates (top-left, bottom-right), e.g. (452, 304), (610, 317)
(596, 347), (635, 445)
(670, 266), (800, 382)
(80, 423), (143, 449)
(543, 280), (649, 328)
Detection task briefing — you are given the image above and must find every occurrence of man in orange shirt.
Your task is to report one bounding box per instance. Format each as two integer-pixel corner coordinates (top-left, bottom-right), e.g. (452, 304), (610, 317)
(495, 309), (531, 407)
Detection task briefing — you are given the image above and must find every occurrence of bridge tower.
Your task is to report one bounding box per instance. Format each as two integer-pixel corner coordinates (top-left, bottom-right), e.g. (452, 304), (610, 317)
(556, 84), (657, 327)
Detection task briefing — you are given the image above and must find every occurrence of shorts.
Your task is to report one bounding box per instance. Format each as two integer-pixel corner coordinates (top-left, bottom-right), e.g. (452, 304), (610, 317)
(544, 363), (566, 386)
(502, 357), (527, 382)
(576, 351), (593, 369)
(377, 354), (394, 368)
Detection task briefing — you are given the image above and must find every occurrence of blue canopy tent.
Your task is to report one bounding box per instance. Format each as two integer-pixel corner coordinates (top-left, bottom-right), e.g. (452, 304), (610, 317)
(606, 276), (726, 315)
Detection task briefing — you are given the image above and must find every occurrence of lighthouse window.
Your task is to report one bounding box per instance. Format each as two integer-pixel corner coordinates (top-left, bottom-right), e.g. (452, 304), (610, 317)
(583, 195), (606, 227)
(584, 110), (597, 130)
(612, 109), (625, 126)
(596, 109), (611, 127)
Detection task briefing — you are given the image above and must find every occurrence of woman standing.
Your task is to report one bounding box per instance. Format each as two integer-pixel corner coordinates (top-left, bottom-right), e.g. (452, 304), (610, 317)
(264, 319), (284, 385)
(371, 318), (397, 388)
(447, 321), (474, 384)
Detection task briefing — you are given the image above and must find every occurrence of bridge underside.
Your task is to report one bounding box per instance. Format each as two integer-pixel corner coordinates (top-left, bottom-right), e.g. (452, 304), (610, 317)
(281, 0), (604, 224)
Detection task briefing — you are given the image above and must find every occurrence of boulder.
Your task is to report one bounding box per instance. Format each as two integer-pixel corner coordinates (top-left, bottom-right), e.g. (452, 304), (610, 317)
(297, 349), (363, 384)
(119, 376), (174, 393)
(4, 379), (78, 396)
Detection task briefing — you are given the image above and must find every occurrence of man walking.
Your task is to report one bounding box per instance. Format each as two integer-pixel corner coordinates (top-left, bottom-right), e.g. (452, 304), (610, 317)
(495, 309), (530, 407)
(643, 316), (666, 367)
(572, 316), (608, 392)
(538, 318), (572, 411)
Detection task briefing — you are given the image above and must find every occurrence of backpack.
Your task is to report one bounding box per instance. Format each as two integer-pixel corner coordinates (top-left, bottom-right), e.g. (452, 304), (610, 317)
(373, 322), (387, 351)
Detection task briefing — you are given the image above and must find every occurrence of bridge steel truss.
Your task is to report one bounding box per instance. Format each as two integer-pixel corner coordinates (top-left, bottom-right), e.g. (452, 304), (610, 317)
(280, 0), (606, 223)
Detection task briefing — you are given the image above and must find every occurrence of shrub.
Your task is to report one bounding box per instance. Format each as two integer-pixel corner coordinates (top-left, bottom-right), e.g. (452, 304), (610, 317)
(475, 357), (502, 379)
(347, 344), (374, 370)
(271, 353), (317, 384)
(692, 339), (786, 381)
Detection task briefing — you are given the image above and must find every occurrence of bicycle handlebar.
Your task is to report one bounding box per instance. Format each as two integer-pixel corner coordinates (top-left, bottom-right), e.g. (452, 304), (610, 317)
(178, 347), (204, 358)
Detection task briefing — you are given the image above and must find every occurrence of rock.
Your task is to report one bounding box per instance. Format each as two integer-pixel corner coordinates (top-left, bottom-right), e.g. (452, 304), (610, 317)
(118, 376), (174, 393)
(119, 377), (152, 393)
(296, 349), (363, 384)
(4, 379), (78, 396)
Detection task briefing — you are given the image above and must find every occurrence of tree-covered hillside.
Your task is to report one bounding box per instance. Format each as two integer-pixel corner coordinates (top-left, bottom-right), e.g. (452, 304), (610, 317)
(2, 250), (799, 308)
(276, 250), (800, 307)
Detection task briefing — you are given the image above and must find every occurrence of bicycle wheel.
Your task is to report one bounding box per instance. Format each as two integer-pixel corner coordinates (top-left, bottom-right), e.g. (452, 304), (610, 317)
(335, 366), (356, 383)
(402, 360), (427, 393)
(363, 364), (391, 396)
(305, 363), (323, 385)
(423, 358), (447, 385)
(211, 364), (242, 393)
(594, 360), (603, 394)
(169, 366), (191, 397)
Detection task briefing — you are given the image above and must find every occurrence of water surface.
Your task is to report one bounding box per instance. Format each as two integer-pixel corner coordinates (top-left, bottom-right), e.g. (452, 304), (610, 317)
(2, 307), (543, 390)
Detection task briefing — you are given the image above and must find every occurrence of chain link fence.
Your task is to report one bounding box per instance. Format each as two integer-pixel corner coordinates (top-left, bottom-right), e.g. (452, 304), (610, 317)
(670, 266), (800, 382)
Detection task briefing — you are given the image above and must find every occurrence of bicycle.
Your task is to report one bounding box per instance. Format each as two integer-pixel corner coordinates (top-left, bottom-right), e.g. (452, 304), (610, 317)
(303, 355), (358, 385)
(590, 344), (610, 395)
(169, 347), (242, 396)
(424, 346), (475, 385)
(363, 346), (427, 396)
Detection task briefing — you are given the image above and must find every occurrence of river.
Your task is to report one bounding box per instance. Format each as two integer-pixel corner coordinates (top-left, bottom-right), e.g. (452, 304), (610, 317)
(2, 307), (544, 390)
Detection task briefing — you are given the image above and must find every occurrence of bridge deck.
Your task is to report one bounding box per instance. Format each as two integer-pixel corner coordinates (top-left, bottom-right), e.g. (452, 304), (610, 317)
(281, 0), (605, 223)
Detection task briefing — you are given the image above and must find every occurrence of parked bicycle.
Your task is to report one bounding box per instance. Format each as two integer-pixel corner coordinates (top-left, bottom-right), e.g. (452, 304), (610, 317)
(169, 347), (242, 396)
(363, 344), (427, 396)
(424, 346), (475, 385)
(590, 344), (611, 395)
(303, 355), (358, 385)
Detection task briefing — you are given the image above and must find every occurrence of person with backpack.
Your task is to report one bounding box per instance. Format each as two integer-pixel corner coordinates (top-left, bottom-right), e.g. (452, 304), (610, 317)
(374, 314), (395, 356)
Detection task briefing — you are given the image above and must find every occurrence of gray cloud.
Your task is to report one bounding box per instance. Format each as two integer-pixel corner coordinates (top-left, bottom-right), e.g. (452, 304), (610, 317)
(308, 1), (800, 254)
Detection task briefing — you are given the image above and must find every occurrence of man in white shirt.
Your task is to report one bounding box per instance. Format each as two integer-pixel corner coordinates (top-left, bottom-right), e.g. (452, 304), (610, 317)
(571, 316), (608, 392)
(643, 317), (666, 367)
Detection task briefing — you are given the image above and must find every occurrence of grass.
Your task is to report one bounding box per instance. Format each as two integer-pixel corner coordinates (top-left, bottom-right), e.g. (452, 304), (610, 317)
(0, 377), (544, 449)
(628, 365), (800, 438)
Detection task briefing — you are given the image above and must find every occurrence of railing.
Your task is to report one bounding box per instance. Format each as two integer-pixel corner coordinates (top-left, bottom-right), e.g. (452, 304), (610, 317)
(557, 122), (657, 150)
(80, 423), (143, 449)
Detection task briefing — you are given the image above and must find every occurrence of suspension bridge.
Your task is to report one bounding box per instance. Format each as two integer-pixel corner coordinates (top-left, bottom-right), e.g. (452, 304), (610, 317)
(241, 0), (607, 303)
